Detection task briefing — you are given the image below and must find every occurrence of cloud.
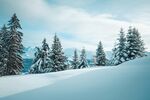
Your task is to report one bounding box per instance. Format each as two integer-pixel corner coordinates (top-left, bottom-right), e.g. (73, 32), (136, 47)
(0, 0), (150, 51)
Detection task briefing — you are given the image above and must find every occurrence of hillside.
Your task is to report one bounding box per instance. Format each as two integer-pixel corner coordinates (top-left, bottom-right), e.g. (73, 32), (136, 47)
(0, 56), (150, 100)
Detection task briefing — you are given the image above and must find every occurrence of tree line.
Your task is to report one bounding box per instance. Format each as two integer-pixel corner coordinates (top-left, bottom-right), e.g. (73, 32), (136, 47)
(29, 34), (90, 74)
(0, 14), (146, 76)
(111, 27), (145, 65)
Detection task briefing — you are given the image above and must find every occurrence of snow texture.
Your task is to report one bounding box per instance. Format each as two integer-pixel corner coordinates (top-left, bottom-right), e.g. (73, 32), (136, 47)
(0, 68), (95, 98)
(0, 56), (150, 100)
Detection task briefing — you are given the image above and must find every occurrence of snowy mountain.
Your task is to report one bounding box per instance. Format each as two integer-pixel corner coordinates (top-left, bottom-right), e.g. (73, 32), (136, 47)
(0, 56), (150, 100)
(22, 47), (112, 59)
(22, 47), (36, 59)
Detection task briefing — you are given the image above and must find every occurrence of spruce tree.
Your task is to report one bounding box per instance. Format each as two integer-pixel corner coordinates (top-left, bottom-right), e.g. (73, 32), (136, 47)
(72, 49), (79, 69)
(126, 27), (145, 60)
(5, 13), (24, 75)
(78, 48), (88, 68)
(0, 25), (9, 76)
(0, 25), (8, 65)
(96, 41), (106, 66)
(112, 28), (127, 65)
(49, 34), (68, 72)
(29, 38), (52, 73)
(133, 29), (145, 57)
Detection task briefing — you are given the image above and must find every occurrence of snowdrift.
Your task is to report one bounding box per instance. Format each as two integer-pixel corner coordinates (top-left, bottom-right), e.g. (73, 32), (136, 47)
(0, 56), (150, 100)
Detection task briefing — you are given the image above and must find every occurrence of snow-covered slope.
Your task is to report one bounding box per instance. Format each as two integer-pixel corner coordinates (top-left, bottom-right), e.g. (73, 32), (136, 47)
(0, 68), (96, 98)
(0, 56), (150, 100)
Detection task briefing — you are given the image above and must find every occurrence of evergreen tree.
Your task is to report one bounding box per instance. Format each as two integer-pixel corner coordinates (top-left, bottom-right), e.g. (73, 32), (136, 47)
(0, 14), (23, 76)
(49, 34), (68, 72)
(0, 25), (9, 76)
(78, 48), (88, 68)
(29, 38), (52, 73)
(72, 49), (79, 69)
(112, 28), (127, 65)
(126, 27), (145, 60)
(134, 29), (145, 57)
(0, 25), (8, 63)
(95, 41), (106, 66)
(5, 13), (24, 75)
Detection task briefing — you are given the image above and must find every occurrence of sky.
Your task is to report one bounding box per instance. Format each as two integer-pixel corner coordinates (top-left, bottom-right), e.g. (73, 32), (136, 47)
(0, 0), (150, 51)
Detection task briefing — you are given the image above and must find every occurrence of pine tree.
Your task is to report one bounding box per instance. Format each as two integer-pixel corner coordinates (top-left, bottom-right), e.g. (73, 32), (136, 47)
(126, 27), (145, 60)
(78, 48), (88, 68)
(95, 41), (106, 66)
(0, 25), (8, 64)
(29, 38), (52, 73)
(49, 34), (68, 72)
(5, 13), (24, 75)
(112, 28), (127, 65)
(134, 29), (145, 57)
(72, 49), (79, 69)
(0, 25), (9, 76)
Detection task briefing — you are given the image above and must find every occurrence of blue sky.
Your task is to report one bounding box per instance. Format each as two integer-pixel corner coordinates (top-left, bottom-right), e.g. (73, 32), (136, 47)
(0, 0), (150, 51)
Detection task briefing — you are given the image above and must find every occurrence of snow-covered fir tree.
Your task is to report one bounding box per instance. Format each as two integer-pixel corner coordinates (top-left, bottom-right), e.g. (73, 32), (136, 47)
(78, 48), (88, 68)
(0, 25), (8, 63)
(135, 29), (145, 57)
(0, 25), (9, 76)
(126, 27), (145, 60)
(29, 38), (53, 73)
(49, 34), (68, 72)
(112, 28), (127, 65)
(95, 41), (106, 66)
(3, 14), (24, 75)
(71, 49), (80, 69)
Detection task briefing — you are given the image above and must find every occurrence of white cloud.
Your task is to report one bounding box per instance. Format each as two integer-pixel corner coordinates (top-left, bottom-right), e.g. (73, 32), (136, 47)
(1, 0), (150, 51)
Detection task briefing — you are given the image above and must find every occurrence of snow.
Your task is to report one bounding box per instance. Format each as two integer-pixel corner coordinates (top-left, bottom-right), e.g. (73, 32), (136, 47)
(0, 56), (150, 100)
(0, 68), (96, 98)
